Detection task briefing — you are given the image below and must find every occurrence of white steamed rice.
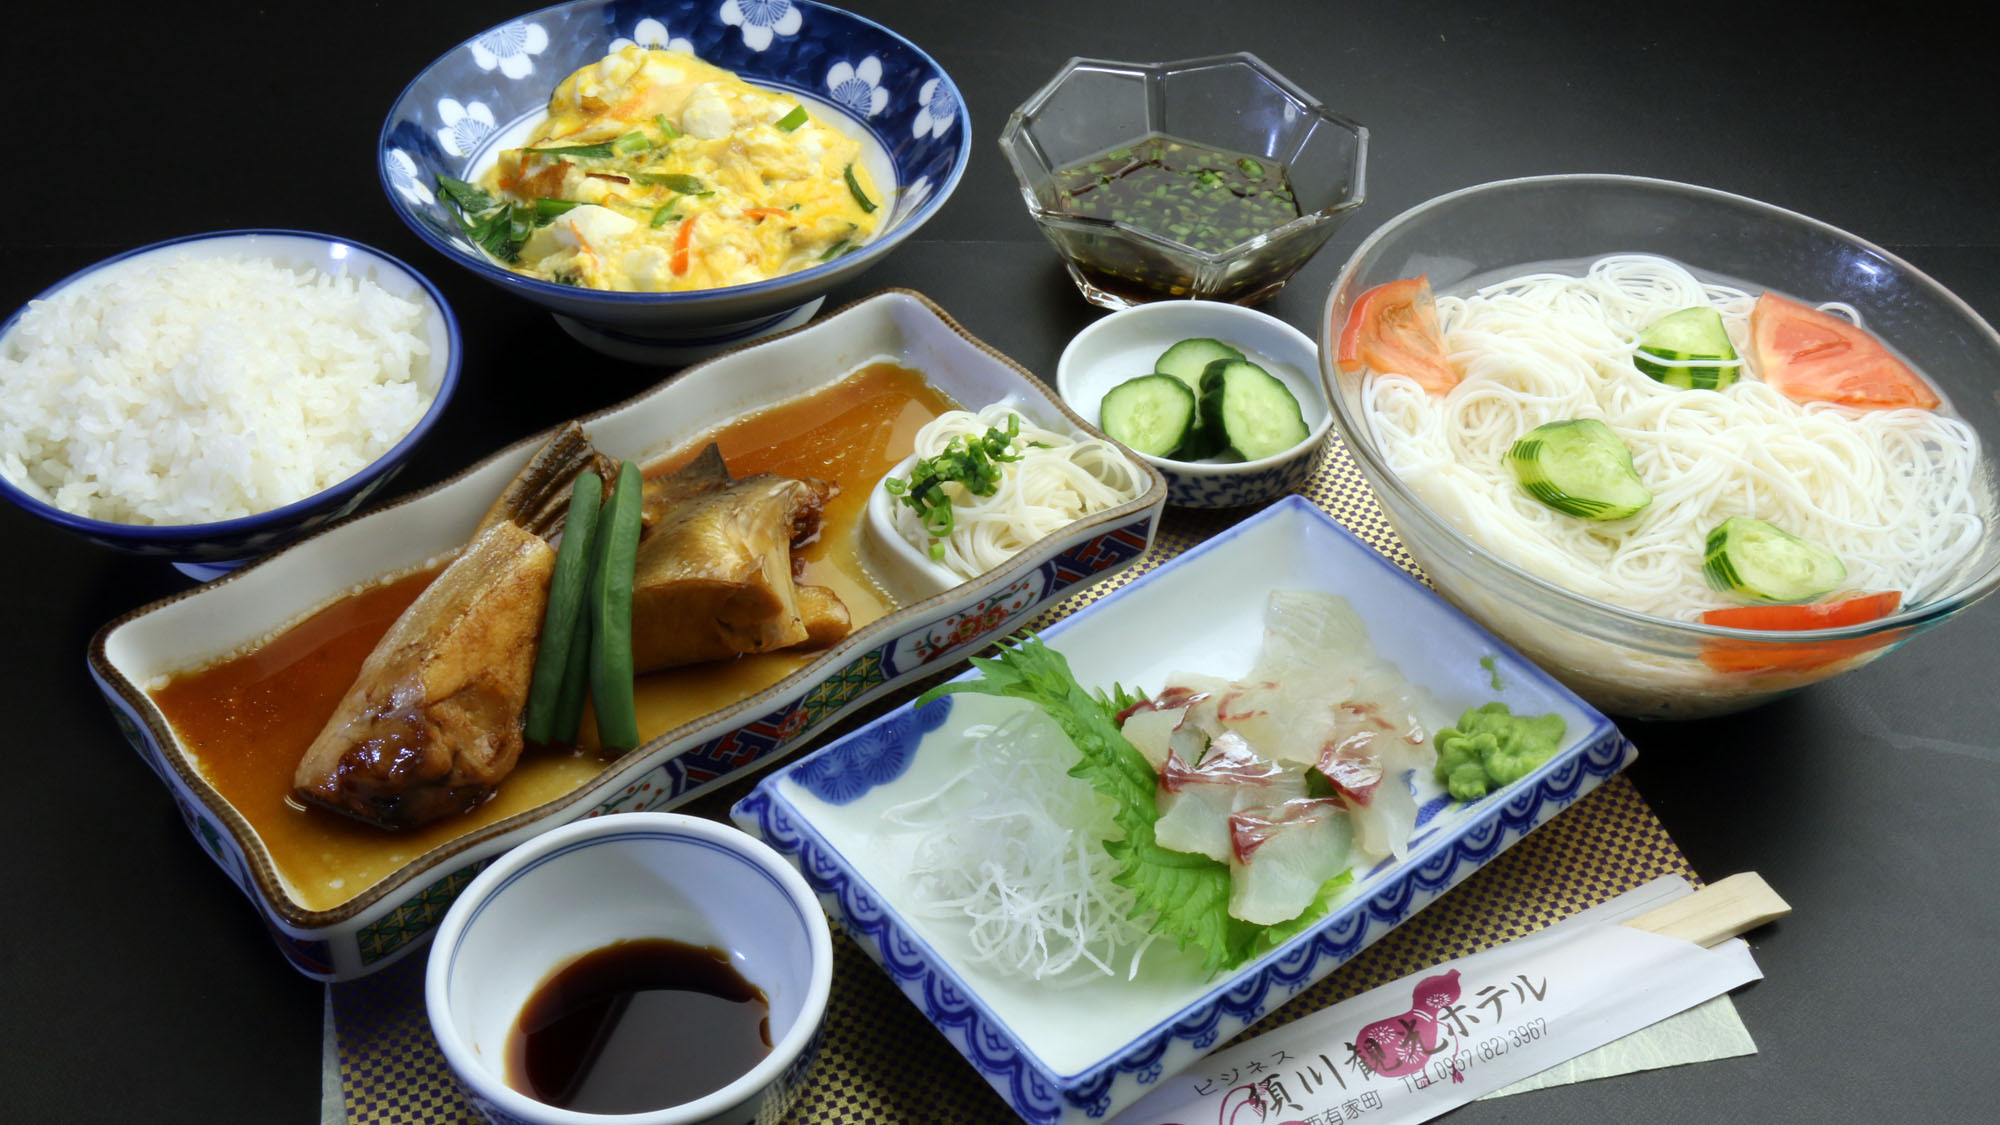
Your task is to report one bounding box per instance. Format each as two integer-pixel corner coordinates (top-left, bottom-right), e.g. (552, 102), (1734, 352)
(0, 251), (437, 525)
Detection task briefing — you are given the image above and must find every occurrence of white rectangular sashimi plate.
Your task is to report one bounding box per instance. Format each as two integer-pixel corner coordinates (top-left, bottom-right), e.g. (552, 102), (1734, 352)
(733, 495), (1636, 1125)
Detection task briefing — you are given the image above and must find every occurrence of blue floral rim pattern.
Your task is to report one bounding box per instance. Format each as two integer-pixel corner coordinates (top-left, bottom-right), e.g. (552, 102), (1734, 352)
(379, 0), (971, 307)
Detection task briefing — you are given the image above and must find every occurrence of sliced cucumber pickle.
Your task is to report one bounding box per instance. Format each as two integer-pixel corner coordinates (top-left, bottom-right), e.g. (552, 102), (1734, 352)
(1152, 337), (1246, 458)
(1703, 516), (1846, 603)
(1197, 359), (1310, 461)
(1506, 419), (1651, 520)
(1100, 373), (1198, 457)
(1155, 337), (1245, 391)
(1635, 306), (1741, 390)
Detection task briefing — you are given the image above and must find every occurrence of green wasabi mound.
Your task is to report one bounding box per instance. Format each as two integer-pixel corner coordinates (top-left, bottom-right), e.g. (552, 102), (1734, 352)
(1434, 703), (1567, 801)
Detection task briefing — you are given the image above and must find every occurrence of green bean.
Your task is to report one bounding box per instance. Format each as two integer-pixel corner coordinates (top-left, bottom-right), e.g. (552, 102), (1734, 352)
(523, 471), (602, 746)
(588, 460), (644, 752)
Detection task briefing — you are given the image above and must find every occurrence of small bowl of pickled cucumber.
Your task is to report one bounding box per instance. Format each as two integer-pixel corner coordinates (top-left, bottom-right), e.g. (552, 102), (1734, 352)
(1057, 300), (1329, 508)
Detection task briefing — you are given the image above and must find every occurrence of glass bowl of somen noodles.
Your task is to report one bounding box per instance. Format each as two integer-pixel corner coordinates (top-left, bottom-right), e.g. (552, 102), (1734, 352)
(1320, 174), (2000, 719)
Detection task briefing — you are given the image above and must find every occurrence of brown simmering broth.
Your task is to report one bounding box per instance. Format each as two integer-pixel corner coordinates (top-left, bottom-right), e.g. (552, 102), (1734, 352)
(151, 363), (955, 911)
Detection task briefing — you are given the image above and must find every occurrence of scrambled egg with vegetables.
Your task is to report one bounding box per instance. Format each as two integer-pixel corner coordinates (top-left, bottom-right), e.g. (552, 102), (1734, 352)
(454, 47), (882, 291)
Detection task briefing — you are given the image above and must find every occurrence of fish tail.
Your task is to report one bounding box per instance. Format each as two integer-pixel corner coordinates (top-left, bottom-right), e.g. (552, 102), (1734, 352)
(478, 421), (618, 539)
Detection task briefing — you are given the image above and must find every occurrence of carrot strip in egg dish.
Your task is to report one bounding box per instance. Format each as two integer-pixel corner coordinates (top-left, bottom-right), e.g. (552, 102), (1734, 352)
(439, 46), (883, 291)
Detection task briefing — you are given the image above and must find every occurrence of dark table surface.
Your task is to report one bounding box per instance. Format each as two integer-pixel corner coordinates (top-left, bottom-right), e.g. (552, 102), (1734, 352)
(5, 1), (1996, 1121)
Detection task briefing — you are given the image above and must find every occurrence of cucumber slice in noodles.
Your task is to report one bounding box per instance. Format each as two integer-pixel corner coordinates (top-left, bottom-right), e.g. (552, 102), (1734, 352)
(1635, 306), (1741, 390)
(1506, 419), (1651, 520)
(1703, 516), (1846, 603)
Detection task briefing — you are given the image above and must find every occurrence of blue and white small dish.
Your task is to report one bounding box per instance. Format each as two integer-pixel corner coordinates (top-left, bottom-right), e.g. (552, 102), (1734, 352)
(426, 812), (833, 1125)
(380, 0), (971, 363)
(733, 496), (1635, 1125)
(1056, 300), (1330, 509)
(0, 230), (460, 579)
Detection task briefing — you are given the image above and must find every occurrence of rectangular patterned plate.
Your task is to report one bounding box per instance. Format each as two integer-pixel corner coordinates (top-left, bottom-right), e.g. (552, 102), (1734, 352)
(87, 290), (1167, 980)
(734, 495), (1636, 1125)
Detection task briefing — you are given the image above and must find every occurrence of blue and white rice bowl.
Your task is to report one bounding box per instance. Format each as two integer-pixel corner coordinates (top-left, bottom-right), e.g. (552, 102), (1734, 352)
(0, 229), (461, 576)
(380, 0), (972, 362)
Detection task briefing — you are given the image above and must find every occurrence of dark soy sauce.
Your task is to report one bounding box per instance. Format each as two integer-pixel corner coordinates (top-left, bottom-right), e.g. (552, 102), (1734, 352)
(1053, 134), (1300, 255)
(506, 938), (772, 1114)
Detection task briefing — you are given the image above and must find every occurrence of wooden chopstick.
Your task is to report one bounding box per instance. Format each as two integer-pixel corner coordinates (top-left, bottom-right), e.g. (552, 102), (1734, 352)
(1620, 873), (1791, 948)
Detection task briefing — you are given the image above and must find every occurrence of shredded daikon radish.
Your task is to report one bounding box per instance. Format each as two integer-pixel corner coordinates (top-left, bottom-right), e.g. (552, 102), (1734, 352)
(1360, 254), (1984, 620)
(891, 404), (1149, 580)
(880, 711), (1158, 982)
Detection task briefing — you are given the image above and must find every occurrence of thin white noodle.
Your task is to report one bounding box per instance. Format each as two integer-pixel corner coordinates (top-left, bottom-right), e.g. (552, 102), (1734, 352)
(892, 404), (1148, 580)
(1361, 254), (1983, 621)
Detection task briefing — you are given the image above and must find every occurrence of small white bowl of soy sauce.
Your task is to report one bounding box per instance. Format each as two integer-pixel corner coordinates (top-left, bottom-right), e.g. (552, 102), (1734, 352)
(425, 813), (832, 1125)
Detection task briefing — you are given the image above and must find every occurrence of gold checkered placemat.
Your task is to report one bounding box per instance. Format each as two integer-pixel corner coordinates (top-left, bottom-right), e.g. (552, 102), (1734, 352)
(331, 439), (1692, 1123)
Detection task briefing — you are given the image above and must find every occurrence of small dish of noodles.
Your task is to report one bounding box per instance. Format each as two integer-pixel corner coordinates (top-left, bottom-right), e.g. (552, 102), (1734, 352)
(0, 233), (446, 529)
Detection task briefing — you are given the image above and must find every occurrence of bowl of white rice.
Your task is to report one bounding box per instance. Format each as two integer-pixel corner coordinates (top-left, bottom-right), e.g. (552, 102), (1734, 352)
(0, 229), (460, 574)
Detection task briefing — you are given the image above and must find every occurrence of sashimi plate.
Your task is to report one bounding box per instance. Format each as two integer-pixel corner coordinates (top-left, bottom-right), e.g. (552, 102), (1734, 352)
(733, 495), (1636, 1125)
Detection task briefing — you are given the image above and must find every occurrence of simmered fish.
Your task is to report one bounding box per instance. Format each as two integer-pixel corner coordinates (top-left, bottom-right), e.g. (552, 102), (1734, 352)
(630, 444), (850, 671)
(292, 424), (605, 829)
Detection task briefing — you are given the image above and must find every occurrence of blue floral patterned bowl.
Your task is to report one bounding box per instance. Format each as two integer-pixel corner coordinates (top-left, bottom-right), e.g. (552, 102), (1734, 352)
(379, 0), (971, 363)
(0, 229), (460, 579)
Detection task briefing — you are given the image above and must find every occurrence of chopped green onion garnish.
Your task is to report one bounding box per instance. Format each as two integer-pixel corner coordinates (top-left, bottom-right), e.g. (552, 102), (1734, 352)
(612, 132), (650, 155)
(534, 198), (581, 220)
(817, 240), (849, 260)
(882, 415), (1025, 551)
(654, 113), (681, 140)
(775, 105), (809, 131)
(436, 174), (494, 212)
(650, 203), (679, 228)
(636, 171), (708, 194)
(521, 139), (620, 158)
(843, 163), (876, 213)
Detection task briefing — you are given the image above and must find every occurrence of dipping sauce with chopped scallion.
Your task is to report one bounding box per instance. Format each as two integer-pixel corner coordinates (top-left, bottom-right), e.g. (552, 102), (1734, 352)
(1054, 135), (1300, 255)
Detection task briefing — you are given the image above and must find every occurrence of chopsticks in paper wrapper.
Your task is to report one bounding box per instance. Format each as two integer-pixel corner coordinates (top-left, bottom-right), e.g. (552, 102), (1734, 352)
(1109, 873), (1788, 1125)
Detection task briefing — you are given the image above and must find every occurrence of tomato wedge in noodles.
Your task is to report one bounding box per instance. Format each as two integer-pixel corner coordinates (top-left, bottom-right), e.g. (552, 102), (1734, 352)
(1748, 292), (1940, 410)
(1700, 591), (1902, 631)
(1698, 591), (1904, 674)
(1336, 276), (1459, 393)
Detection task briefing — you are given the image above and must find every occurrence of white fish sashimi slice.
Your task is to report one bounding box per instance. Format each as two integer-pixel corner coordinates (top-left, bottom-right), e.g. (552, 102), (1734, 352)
(1227, 797), (1355, 926)
(1119, 704), (1187, 773)
(1153, 731), (1302, 862)
(1316, 726), (1426, 863)
(1254, 588), (1374, 682)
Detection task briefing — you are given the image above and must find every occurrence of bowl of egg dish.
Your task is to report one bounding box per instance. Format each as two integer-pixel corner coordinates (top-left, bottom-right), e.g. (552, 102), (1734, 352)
(1322, 174), (2000, 719)
(0, 229), (459, 578)
(380, 0), (971, 363)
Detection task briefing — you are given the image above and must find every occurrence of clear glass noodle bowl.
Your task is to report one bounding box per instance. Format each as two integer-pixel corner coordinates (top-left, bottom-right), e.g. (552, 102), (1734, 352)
(1000, 52), (1367, 309)
(1320, 174), (2000, 719)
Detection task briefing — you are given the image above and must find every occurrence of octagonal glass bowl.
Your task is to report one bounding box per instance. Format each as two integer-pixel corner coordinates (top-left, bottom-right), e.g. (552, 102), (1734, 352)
(999, 52), (1367, 309)
(379, 0), (971, 363)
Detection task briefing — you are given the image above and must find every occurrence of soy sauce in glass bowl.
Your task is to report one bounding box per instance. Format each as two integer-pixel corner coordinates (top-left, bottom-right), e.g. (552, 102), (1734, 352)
(1000, 53), (1367, 309)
